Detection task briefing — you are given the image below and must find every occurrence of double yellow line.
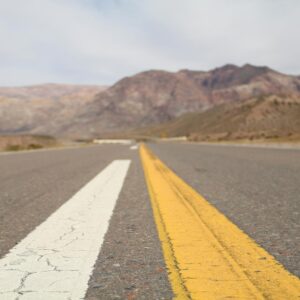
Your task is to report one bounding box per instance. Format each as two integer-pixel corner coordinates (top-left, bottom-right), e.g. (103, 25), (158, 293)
(140, 144), (300, 299)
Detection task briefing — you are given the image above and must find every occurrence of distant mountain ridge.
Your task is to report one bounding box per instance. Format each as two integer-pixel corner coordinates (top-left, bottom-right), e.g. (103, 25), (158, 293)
(0, 84), (107, 135)
(0, 83), (110, 101)
(65, 64), (300, 137)
(0, 64), (300, 138)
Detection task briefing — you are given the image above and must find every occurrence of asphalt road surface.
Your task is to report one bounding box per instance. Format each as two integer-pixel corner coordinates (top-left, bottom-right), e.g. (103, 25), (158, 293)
(0, 142), (299, 299)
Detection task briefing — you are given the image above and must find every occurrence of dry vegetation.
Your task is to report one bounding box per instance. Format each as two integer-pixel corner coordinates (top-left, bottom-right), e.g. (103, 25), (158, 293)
(0, 135), (58, 152)
(126, 95), (300, 142)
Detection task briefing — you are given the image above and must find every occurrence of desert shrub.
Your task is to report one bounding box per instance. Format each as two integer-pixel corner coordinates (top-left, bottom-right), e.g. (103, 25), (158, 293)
(257, 95), (266, 102)
(34, 135), (54, 140)
(5, 145), (22, 151)
(27, 144), (43, 149)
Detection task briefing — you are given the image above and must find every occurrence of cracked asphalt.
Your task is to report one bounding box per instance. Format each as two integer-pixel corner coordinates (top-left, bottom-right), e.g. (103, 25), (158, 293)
(0, 145), (131, 258)
(85, 156), (172, 300)
(0, 145), (172, 299)
(0, 142), (299, 299)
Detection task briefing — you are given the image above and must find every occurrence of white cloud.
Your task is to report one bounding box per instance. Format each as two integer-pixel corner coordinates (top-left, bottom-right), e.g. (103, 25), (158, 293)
(0, 0), (299, 86)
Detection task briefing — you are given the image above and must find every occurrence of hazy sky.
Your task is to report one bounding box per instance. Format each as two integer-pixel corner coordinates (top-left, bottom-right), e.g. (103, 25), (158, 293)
(0, 0), (299, 86)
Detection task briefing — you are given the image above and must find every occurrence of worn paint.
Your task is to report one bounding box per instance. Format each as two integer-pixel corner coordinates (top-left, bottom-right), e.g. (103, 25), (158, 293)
(0, 160), (131, 300)
(140, 144), (300, 299)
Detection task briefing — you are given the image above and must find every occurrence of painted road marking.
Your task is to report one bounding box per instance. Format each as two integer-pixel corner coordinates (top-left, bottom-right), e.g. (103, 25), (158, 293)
(0, 160), (131, 300)
(140, 144), (300, 299)
(130, 145), (138, 150)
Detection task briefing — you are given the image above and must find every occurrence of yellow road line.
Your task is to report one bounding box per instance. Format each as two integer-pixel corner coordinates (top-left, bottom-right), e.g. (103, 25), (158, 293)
(140, 144), (300, 299)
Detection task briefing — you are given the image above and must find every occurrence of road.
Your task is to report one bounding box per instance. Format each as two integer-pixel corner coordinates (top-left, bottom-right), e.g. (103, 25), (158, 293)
(0, 143), (299, 299)
(149, 142), (300, 277)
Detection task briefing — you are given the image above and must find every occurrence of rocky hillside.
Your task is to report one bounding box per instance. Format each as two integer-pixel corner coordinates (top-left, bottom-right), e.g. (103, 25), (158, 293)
(68, 64), (300, 137)
(1, 64), (300, 138)
(0, 84), (107, 135)
(135, 95), (300, 141)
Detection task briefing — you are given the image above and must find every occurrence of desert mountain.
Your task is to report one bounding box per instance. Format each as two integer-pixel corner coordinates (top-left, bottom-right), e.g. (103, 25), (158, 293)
(132, 95), (300, 141)
(66, 64), (300, 137)
(1, 64), (300, 138)
(0, 84), (107, 135)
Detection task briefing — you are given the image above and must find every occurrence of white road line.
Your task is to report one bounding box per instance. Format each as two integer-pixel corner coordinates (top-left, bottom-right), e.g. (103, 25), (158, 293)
(0, 160), (131, 300)
(130, 145), (138, 150)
